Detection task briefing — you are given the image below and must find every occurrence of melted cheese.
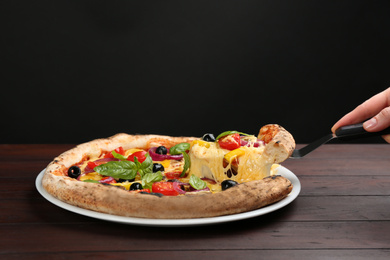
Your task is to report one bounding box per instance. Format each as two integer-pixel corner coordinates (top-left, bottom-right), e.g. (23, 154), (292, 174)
(189, 141), (276, 183)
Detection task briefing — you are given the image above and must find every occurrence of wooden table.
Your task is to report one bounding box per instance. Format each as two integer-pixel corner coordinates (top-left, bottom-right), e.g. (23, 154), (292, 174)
(1, 144), (390, 259)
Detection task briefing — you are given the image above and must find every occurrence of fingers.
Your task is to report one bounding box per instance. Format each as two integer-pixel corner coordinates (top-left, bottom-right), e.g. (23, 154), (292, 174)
(331, 101), (378, 133)
(331, 87), (390, 133)
(363, 107), (390, 132)
(331, 108), (367, 133)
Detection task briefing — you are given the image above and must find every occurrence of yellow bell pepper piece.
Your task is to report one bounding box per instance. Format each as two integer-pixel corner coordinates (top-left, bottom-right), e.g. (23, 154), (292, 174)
(111, 182), (132, 190)
(79, 172), (103, 181)
(125, 148), (144, 157)
(191, 140), (210, 148)
(224, 147), (246, 163)
(160, 159), (171, 169)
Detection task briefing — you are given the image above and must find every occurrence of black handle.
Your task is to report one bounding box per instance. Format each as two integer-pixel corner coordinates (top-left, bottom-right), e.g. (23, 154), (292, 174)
(335, 123), (390, 139)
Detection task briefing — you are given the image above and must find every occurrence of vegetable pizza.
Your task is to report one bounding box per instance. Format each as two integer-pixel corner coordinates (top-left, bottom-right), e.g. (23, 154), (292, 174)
(42, 124), (295, 219)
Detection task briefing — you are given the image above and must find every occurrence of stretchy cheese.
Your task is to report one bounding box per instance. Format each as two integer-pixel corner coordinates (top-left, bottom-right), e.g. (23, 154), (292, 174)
(189, 141), (276, 183)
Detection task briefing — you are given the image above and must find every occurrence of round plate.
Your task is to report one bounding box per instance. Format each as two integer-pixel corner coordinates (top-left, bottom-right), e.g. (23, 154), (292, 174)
(36, 166), (300, 227)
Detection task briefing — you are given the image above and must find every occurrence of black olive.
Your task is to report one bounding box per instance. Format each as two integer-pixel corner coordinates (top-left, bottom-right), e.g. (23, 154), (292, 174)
(221, 180), (238, 191)
(153, 163), (165, 173)
(130, 182), (143, 191)
(68, 166), (81, 179)
(202, 133), (216, 142)
(155, 146), (168, 155)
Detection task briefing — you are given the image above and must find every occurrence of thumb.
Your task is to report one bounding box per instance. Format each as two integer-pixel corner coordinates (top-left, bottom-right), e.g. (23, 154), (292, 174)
(363, 107), (390, 132)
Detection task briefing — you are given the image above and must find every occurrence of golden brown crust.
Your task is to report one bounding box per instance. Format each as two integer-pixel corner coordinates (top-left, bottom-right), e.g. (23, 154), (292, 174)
(42, 129), (295, 219)
(43, 173), (292, 219)
(258, 124), (296, 163)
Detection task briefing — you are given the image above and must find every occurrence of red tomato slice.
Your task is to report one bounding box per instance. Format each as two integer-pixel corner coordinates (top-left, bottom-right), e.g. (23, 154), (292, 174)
(152, 182), (182, 196)
(87, 158), (118, 170)
(127, 151), (147, 163)
(165, 171), (184, 180)
(104, 147), (125, 158)
(218, 133), (241, 150)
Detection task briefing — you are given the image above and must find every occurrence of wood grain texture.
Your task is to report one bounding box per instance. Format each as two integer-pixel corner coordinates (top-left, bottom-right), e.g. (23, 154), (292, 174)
(1, 144), (390, 259)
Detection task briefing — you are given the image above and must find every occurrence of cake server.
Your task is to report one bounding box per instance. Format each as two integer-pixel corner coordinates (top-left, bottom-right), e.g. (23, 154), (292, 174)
(290, 123), (390, 158)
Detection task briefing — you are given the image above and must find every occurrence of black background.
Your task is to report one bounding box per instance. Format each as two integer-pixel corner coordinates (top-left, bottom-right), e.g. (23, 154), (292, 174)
(1, 0), (390, 144)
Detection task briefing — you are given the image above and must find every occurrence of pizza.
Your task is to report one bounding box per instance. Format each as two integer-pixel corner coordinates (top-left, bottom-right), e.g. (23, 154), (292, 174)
(42, 124), (295, 219)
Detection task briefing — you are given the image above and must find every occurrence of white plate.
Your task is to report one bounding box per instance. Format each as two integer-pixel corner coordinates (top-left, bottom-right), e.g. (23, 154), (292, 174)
(36, 166), (300, 227)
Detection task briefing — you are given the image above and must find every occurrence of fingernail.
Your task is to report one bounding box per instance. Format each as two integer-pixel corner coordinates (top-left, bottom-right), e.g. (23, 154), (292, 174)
(364, 118), (377, 129)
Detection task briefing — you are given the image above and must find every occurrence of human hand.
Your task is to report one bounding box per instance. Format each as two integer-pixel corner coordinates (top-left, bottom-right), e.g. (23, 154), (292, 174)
(331, 87), (390, 143)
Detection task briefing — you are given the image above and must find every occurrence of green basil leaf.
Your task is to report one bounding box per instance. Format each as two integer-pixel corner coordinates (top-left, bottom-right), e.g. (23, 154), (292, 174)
(142, 171), (163, 191)
(94, 160), (138, 180)
(133, 156), (142, 168)
(215, 131), (250, 141)
(170, 143), (190, 155)
(112, 151), (127, 161)
(180, 151), (190, 177)
(83, 179), (100, 183)
(137, 153), (153, 178)
(189, 174), (207, 190)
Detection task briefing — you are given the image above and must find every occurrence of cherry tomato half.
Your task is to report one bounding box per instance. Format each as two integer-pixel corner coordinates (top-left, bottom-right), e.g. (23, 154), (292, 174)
(164, 171), (183, 180)
(218, 133), (241, 150)
(127, 151), (147, 163)
(152, 182), (181, 196)
(104, 146), (125, 158)
(87, 158), (117, 170)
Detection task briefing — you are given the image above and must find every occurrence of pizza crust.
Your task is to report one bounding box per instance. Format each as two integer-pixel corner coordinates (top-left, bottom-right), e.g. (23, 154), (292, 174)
(42, 127), (295, 219)
(258, 124), (296, 163)
(43, 173), (292, 218)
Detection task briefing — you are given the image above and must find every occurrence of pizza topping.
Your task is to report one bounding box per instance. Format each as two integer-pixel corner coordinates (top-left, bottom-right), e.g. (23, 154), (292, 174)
(189, 135), (271, 183)
(148, 147), (184, 161)
(127, 150), (148, 163)
(87, 158), (119, 170)
(104, 146), (125, 158)
(152, 163), (164, 173)
(221, 180), (238, 191)
(155, 146), (168, 155)
(217, 133), (241, 150)
(94, 160), (139, 180)
(79, 171), (103, 181)
(169, 143), (191, 177)
(141, 171), (163, 191)
(152, 181), (185, 196)
(202, 133), (216, 142)
(215, 131), (251, 141)
(83, 179), (100, 183)
(68, 166), (81, 179)
(224, 147), (246, 164)
(63, 126), (291, 197)
(73, 131), (271, 194)
(165, 171), (182, 180)
(169, 143), (190, 155)
(189, 174), (207, 190)
(129, 182), (143, 191)
(99, 176), (117, 184)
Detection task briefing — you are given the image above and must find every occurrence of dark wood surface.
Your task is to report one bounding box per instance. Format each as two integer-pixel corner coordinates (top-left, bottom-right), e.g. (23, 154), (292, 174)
(1, 144), (390, 259)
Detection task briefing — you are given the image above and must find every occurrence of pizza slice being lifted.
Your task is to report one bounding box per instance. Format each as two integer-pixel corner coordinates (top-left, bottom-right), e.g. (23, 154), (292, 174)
(42, 124), (295, 219)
